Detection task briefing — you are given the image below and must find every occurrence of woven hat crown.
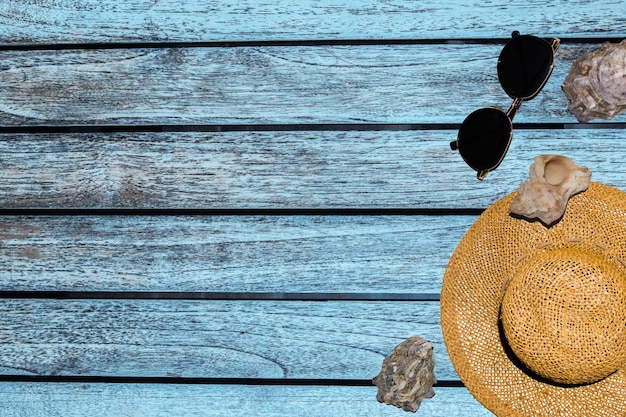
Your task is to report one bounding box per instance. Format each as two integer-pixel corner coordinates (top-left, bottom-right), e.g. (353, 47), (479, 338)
(500, 245), (626, 385)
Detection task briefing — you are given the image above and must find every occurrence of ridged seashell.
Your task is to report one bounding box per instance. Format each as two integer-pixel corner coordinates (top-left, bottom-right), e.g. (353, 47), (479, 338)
(510, 155), (591, 227)
(373, 336), (436, 413)
(562, 40), (626, 122)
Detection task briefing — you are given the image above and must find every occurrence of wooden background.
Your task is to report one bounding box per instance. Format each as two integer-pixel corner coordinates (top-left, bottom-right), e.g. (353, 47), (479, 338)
(0, 1), (625, 415)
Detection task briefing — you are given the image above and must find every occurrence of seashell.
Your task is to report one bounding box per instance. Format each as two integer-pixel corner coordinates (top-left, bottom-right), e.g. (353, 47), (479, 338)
(510, 155), (591, 227)
(372, 336), (436, 413)
(562, 40), (626, 122)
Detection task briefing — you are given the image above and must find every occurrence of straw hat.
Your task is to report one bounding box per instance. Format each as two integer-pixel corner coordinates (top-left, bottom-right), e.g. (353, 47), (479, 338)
(441, 181), (626, 416)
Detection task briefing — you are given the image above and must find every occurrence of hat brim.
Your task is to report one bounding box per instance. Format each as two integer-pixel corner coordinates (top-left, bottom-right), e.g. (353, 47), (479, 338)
(441, 182), (626, 416)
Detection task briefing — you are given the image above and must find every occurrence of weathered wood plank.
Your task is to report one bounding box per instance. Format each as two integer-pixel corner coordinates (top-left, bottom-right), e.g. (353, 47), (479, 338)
(0, 215), (470, 293)
(1, 129), (625, 209)
(0, 383), (493, 417)
(0, 44), (613, 126)
(0, 0), (623, 44)
(0, 300), (457, 380)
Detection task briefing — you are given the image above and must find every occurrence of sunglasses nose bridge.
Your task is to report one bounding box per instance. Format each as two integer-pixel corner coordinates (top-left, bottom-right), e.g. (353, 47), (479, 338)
(506, 97), (524, 121)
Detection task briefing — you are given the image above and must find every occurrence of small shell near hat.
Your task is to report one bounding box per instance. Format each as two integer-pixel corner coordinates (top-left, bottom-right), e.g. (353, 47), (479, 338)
(509, 155), (591, 227)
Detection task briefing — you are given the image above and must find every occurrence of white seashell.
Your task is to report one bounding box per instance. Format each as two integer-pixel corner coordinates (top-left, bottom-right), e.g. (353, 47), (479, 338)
(510, 155), (591, 226)
(562, 40), (626, 122)
(373, 336), (436, 413)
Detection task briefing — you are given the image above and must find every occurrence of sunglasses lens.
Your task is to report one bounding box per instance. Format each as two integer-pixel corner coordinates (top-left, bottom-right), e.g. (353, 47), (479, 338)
(457, 108), (512, 172)
(497, 35), (554, 100)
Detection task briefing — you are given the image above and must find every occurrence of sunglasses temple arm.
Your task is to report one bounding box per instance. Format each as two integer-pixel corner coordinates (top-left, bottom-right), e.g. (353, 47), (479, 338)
(506, 97), (523, 121)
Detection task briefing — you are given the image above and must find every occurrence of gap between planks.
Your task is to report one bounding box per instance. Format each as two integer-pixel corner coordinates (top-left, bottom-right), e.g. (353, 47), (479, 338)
(0, 208), (485, 216)
(0, 375), (463, 387)
(1, 37), (624, 51)
(1, 122), (626, 134)
(0, 291), (440, 301)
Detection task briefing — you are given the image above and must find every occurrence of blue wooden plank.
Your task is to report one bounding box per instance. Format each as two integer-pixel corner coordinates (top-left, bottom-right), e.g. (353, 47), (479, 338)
(1, 129), (626, 209)
(0, 299), (459, 380)
(0, 44), (615, 126)
(0, 383), (494, 417)
(0, 0), (623, 44)
(0, 214), (470, 293)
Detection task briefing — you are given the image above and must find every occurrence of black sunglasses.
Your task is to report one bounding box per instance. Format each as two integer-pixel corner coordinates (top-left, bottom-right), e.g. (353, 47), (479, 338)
(450, 32), (560, 180)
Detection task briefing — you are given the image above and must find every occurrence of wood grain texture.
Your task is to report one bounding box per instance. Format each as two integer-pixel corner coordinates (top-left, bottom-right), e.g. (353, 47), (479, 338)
(0, 215), (471, 293)
(0, 0), (623, 44)
(0, 299), (458, 380)
(0, 3), (622, 415)
(2, 129), (626, 209)
(0, 44), (615, 126)
(0, 383), (494, 417)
